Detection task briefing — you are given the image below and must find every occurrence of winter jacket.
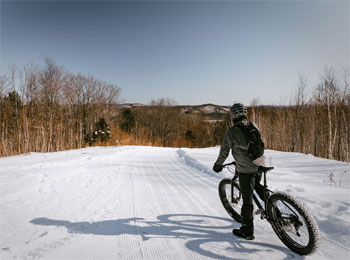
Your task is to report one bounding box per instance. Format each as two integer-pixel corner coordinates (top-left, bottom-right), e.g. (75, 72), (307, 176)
(215, 119), (259, 173)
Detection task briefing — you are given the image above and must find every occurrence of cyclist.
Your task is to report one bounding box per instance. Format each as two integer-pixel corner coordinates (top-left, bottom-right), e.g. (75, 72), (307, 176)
(213, 103), (265, 240)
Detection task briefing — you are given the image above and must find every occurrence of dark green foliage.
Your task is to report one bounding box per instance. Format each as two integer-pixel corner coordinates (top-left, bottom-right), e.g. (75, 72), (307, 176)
(1, 91), (23, 137)
(93, 118), (110, 142)
(119, 109), (135, 132)
(85, 118), (111, 145)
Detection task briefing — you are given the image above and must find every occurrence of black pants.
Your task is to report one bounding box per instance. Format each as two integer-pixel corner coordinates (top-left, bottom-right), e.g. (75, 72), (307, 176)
(238, 171), (264, 236)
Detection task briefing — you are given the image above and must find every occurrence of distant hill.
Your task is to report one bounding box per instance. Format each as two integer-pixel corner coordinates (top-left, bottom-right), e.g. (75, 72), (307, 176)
(117, 103), (230, 116)
(116, 103), (144, 109)
(177, 104), (230, 115)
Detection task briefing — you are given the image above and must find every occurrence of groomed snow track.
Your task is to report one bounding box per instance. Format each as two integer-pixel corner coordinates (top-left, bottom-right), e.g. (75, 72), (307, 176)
(1, 146), (349, 260)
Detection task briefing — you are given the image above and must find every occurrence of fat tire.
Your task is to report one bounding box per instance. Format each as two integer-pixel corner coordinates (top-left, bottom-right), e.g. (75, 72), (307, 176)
(218, 178), (242, 223)
(267, 192), (320, 255)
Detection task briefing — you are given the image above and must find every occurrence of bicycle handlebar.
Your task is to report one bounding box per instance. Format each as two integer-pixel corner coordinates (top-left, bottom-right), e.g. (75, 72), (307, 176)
(222, 161), (236, 167)
(222, 161), (274, 173)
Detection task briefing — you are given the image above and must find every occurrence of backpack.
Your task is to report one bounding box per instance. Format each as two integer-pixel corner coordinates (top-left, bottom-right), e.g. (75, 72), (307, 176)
(236, 122), (265, 160)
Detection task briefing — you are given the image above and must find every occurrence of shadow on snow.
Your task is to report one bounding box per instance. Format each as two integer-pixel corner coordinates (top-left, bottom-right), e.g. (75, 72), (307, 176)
(31, 214), (296, 260)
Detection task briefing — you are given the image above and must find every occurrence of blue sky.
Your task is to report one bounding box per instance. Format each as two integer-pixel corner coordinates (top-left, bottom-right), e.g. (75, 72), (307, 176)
(1, 0), (349, 105)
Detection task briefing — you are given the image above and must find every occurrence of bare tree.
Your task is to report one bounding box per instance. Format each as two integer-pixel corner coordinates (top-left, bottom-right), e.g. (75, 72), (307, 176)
(317, 68), (339, 159)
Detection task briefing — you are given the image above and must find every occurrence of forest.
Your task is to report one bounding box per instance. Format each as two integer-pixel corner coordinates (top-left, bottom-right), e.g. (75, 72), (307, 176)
(0, 59), (349, 162)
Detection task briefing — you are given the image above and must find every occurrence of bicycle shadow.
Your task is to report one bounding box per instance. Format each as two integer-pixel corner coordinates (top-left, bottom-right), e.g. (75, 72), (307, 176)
(30, 214), (297, 260)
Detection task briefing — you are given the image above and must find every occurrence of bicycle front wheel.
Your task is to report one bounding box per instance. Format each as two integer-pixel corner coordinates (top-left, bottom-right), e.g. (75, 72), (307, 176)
(218, 178), (242, 223)
(267, 192), (320, 255)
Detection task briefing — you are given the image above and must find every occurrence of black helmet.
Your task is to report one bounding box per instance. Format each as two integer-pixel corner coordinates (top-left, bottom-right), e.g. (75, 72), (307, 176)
(230, 103), (247, 120)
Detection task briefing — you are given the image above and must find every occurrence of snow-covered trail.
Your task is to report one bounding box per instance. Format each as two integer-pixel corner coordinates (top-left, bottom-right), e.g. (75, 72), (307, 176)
(0, 146), (349, 260)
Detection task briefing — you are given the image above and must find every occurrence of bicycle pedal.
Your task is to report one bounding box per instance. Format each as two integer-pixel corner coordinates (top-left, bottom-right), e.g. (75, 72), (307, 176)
(255, 209), (266, 219)
(255, 209), (264, 215)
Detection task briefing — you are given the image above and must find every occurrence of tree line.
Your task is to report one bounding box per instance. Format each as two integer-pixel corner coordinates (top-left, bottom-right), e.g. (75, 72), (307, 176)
(0, 58), (121, 156)
(0, 61), (349, 162)
(249, 69), (349, 162)
(116, 98), (220, 148)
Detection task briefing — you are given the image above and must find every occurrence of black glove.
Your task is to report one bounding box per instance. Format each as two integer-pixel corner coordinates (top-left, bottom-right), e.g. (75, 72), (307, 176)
(213, 163), (223, 173)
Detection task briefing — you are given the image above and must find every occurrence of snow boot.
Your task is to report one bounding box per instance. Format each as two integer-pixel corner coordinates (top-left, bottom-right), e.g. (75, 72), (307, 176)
(232, 228), (255, 240)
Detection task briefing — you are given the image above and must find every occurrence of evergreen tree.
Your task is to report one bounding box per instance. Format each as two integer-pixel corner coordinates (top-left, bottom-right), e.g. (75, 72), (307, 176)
(119, 108), (135, 132)
(3, 91), (22, 137)
(92, 118), (110, 143)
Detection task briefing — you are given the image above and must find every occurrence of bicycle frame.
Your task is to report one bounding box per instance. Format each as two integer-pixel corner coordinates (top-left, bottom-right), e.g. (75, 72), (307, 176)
(225, 162), (303, 228)
(220, 162), (320, 255)
(224, 162), (274, 220)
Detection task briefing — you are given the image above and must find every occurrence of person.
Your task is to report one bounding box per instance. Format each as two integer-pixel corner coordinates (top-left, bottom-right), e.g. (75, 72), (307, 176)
(213, 103), (265, 240)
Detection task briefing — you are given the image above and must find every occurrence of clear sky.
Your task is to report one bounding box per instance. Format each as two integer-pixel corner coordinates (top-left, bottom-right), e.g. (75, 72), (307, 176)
(1, 0), (349, 106)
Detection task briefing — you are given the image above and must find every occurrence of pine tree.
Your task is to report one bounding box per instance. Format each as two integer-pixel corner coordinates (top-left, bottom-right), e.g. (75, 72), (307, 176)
(84, 118), (111, 145)
(120, 109), (135, 132)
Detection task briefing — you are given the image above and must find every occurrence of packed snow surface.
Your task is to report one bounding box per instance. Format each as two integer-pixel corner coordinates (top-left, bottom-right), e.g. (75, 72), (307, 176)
(0, 146), (349, 260)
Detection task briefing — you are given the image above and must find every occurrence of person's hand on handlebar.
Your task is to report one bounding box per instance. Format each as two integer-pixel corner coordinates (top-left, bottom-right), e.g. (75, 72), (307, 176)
(213, 163), (224, 173)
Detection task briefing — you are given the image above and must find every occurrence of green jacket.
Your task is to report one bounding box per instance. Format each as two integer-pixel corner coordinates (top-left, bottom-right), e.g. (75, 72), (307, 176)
(215, 119), (259, 173)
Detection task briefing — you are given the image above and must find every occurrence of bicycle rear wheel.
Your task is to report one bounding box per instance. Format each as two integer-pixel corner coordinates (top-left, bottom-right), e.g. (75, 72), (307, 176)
(267, 192), (320, 255)
(218, 178), (242, 223)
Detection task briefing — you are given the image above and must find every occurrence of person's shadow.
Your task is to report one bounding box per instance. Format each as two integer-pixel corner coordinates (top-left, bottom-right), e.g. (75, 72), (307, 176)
(31, 214), (296, 260)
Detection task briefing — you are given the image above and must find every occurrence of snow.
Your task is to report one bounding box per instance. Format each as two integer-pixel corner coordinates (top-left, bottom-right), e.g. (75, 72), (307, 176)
(0, 146), (349, 260)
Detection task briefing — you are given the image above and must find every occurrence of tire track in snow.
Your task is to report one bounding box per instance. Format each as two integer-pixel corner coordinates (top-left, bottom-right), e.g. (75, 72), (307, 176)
(152, 151), (219, 221)
(113, 148), (201, 260)
(142, 149), (238, 260)
(147, 155), (206, 260)
(124, 148), (220, 260)
(133, 148), (199, 260)
(109, 158), (144, 260)
(135, 158), (180, 260)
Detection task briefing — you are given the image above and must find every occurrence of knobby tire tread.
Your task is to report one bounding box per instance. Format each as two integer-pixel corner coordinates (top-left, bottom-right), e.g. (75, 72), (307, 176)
(267, 192), (321, 255)
(218, 178), (242, 223)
